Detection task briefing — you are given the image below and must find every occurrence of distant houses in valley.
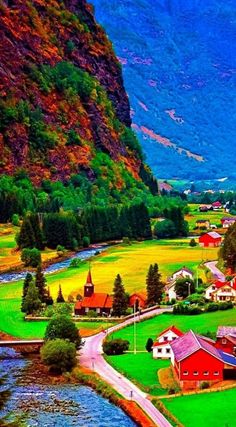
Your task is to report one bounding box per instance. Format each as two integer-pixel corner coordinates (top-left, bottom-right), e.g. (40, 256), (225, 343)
(199, 231), (222, 247)
(152, 326), (183, 359)
(195, 219), (210, 229)
(74, 270), (113, 316)
(221, 217), (236, 228)
(198, 201), (222, 212)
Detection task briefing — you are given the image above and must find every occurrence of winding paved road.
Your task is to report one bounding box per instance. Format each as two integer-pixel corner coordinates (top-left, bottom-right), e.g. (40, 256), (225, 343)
(205, 261), (225, 282)
(79, 307), (173, 427)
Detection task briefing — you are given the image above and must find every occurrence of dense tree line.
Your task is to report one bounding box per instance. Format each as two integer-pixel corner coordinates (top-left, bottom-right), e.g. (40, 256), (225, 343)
(146, 263), (164, 306)
(18, 202), (152, 250)
(220, 222), (236, 273)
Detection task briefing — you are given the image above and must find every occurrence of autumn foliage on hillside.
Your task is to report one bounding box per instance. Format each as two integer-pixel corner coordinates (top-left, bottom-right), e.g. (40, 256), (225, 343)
(0, 0), (143, 187)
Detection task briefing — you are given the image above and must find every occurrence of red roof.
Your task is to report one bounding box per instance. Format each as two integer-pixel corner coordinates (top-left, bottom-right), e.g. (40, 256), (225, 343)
(199, 232), (222, 242)
(212, 201), (222, 207)
(76, 293), (113, 309)
(86, 269), (93, 285)
(158, 325), (184, 339)
(153, 341), (171, 347)
(129, 292), (146, 302)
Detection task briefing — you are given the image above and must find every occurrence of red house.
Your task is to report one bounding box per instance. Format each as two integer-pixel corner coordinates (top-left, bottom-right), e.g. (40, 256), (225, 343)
(212, 201), (222, 210)
(74, 270), (113, 316)
(170, 330), (236, 389)
(129, 292), (146, 310)
(199, 231), (222, 247)
(215, 326), (236, 356)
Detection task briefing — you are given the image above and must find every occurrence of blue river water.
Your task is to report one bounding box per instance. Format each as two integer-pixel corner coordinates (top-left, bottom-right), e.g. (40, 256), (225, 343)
(0, 246), (109, 284)
(0, 351), (136, 427)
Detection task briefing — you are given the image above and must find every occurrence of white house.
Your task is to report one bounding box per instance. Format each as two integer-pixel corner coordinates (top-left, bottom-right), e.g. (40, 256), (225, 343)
(205, 279), (236, 302)
(166, 267), (194, 301)
(153, 326), (183, 359)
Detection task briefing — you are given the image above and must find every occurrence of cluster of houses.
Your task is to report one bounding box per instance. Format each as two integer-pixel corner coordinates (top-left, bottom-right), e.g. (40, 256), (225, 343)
(199, 201), (223, 212)
(152, 325), (236, 389)
(165, 265), (236, 303)
(75, 261), (236, 316)
(196, 217), (236, 230)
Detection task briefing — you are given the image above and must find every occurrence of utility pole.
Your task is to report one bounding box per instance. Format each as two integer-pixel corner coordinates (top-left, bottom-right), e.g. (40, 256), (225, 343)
(133, 302), (137, 355)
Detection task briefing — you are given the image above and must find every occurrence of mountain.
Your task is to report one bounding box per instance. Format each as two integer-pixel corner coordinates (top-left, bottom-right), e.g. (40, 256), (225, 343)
(91, 0), (236, 181)
(0, 0), (151, 192)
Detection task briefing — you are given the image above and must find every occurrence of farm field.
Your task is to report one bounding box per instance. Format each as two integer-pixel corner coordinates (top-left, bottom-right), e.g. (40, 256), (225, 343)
(0, 224), (59, 272)
(161, 388), (236, 427)
(0, 238), (219, 337)
(105, 353), (169, 396)
(185, 203), (230, 232)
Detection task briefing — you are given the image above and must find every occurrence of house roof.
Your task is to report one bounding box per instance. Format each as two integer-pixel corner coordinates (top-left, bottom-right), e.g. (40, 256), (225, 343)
(217, 326), (236, 338)
(200, 231), (221, 240)
(86, 269), (93, 286)
(225, 335), (236, 345)
(206, 280), (226, 290)
(173, 267), (193, 276)
(74, 293), (113, 310)
(212, 201), (222, 207)
(221, 217), (236, 222)
(153, 341), (171, 347)
(170, 330), (222, 363)
(218, 351), (236, 367)
(158, 325), (184, 339)
(129, 292), (146, 302)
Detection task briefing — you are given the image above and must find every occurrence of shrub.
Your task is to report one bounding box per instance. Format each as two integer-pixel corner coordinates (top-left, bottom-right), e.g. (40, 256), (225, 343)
(56, 244), (65, 255)
(103, 339), (129, 355)
(189, 238), (197, 247)
(145, 337), (154, 352)
(44, 314), (82, 349)
(68, 294), (74, 303)
(206, 302), (219, 312)
(122, 237), (131, 245)
(219, 301), (233, 310)
(200, 381), (210, 390)
(21, 247), (41, 267)
(87, 310), (98, 318)
(12, 213), (20, 226)
(69, 258), (82, 268)
(40, 339), (76, 373)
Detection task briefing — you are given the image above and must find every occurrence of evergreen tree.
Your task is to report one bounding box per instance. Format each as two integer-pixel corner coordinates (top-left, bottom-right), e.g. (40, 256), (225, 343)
(35, 264), (47, 303)
(22, 282), (42, 315)
(146, 263), (164, 306)
(21, 273), (33, 312)
(57, 284), (65, 303)
(17, 216), (35, 249)
(220, 223), (236, 273)
(112, 274), (128, 317)
(45, 286), (54, 306)
(29, 213), (44, 250)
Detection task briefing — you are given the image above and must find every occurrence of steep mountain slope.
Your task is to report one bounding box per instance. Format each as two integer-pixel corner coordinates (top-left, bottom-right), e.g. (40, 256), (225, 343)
(91, 0), (236, 181)
(0, 0), (148, 188)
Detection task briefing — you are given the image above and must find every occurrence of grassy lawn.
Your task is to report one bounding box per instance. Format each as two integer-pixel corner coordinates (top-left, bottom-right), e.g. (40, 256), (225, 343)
(161, 388), (236, 427)
(105, 352), (169, 395)
(0, 238), (219, 338)
(110, 310), (236, 351)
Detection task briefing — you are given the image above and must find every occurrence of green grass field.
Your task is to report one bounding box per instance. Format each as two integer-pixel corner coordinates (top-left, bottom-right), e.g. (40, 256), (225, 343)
(161, 388), (236, 427)
(110, 310), (236, 351)
(105, 353), (169, 395)
(0, 238), (219, 337)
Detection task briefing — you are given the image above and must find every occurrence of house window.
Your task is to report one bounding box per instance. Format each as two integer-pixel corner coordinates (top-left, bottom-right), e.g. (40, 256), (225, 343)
(172, 337), (176, 340)
(222, 339), (227, 344)
(214, 371), (219, 376)
(183, 371), (188, 376)
(193, 371), (198, 376)
(157, 349), (162, 353)
(163, 336), (168, 341)
(166, 348), (170, 353)
(203, 371), (209, 376)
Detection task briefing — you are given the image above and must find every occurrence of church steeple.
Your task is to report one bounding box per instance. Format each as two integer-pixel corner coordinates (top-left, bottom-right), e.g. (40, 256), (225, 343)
(84, 268), (94, 297)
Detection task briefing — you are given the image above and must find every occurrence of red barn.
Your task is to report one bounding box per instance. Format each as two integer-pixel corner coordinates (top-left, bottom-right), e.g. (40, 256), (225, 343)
(129, 292), (146, 310)
(215, 326), (236, 356)
(170, 330), (236, 389)
(199, 231), (222, 247)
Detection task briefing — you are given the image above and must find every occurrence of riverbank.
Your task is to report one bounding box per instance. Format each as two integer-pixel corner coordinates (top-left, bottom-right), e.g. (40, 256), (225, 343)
(18, 354), (154, 427)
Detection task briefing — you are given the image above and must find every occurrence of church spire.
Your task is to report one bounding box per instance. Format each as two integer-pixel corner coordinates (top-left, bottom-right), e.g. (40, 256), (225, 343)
(84, 267), (94, 297)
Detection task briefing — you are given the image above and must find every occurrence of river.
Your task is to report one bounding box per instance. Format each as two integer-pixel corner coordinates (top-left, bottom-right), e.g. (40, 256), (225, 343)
(0, 350), (136, 426)
(0, 245), (110, 284)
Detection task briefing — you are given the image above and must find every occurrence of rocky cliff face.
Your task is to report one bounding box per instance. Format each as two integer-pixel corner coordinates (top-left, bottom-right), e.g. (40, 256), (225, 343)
(0, 0), (142, 185)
